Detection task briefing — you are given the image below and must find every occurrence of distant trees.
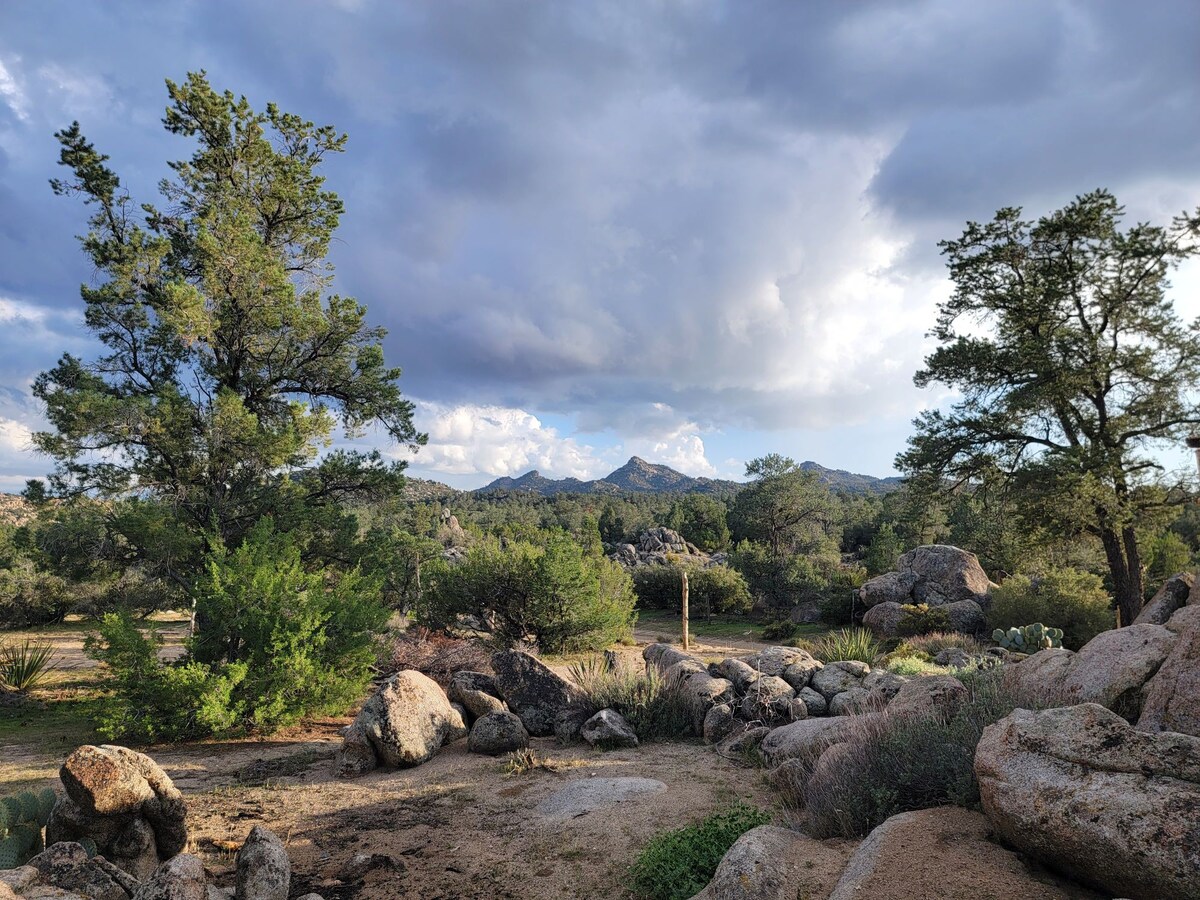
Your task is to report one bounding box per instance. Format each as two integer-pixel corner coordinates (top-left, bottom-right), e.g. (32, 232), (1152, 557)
(900, 191), (1200, 625)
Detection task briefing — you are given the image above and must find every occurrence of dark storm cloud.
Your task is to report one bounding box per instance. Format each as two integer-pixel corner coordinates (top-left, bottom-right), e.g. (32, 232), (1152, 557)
(0, 0), (1197, 482)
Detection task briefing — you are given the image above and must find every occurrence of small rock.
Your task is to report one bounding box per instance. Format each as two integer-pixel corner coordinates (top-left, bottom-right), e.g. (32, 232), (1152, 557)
(133, 854), (207, 900)
(334, 723), (378, 779)
(716, 726), (770, 757)
(811, 661), (869, 701)
(829, 688), (872, 716)
(446, 672), (507, 721)
(235, 827), (289, 900)
(796, 686), (827, 716)
(338, 853), (401, 882)
(703, 704), (740, 744)
(580, 709), (639, 749)
(467, 711), (530, 756)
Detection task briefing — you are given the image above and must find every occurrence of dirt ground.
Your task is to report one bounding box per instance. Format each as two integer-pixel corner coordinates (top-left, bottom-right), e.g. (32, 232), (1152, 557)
(2, 636), (800, 900)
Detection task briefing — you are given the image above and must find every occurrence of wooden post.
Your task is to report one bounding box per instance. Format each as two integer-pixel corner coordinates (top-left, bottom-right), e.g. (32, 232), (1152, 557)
(681, 570), (690, 651)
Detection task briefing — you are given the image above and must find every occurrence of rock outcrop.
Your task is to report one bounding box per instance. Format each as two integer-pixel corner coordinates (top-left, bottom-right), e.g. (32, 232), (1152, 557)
(974, 703), (1200, 900)
(1003, 623), (1177, 720)
(1138, 604), (1200, 737)
(858, 546), (995, 633)
(491, 651), (584, 737)
(47, 745), (188, 880)
(1134, 572), (1194, 626)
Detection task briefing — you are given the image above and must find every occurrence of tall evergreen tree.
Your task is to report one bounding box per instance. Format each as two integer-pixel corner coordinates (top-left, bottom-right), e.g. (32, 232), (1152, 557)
(32, 72), (424, 590)
(900, 191), (1200, 625)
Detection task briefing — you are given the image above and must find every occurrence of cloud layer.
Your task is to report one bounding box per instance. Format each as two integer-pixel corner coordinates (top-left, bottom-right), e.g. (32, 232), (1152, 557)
(1, 1), (1198, 486)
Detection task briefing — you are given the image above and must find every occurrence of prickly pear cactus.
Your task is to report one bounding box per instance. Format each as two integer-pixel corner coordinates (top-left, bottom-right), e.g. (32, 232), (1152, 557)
(0, 787), (56, 869)
(992, 623), (1064, 653)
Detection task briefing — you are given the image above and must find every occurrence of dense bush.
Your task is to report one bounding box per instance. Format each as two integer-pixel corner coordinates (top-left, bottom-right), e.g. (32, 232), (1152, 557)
(0, 561), (70, 629)
(417, 531), (636, 653)
(628, 803), (772, 900)
(987, 567), (1113, 649)
(567, 656), (693, 741)
(631, 564), (751, 617)
(760, 620), (799, 642)
(86, 520), (388, 741)
(793, 670), (1048, 838)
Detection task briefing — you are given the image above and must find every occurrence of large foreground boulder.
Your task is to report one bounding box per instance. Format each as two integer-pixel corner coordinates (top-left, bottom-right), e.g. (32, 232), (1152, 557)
(46, 745), (188, 880)
(1138, 604), (1200, 737)
(828, 808), (1103, 900)
(688, 825), (853, 900)
(352, 670), (457, 768)
(491, 650), (584, 737)
(974, 703), (1200, 899)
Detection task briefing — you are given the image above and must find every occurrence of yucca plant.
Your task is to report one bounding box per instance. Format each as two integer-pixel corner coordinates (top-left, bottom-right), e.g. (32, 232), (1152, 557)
(810, 627), (882, 665)
(567, 655), (692, 740)
(0, 639), (58, 693)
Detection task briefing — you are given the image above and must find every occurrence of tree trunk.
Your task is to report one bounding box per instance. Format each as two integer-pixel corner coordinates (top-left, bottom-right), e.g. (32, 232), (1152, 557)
(1099, 525), (1143, 627)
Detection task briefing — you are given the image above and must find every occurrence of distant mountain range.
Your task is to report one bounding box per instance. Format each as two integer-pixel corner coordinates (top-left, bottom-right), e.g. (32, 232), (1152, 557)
(477, 456), (903, 497)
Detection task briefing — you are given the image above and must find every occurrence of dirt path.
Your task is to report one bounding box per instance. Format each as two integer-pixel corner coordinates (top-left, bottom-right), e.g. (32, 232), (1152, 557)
(630, 627), (768, 655)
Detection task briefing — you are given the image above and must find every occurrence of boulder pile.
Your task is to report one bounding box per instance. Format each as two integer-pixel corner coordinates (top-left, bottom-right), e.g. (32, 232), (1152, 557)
(607, 527), (718, 569)
(46, 746), (187, 880)
(858, 545), (996, 638)
(2, 746), (306, 900)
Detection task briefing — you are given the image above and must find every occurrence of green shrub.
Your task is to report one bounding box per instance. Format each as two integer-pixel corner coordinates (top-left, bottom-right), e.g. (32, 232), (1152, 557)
(796, 670), (1050, 838)
(0, 561), (71, 629)
(896, 603), (952, 637)
(632, 564), (751, 618)
(817, 588), (858, 626)
(418, 531), (636, 653)
(761, 620), (799, 642)
(567, 657), (692, 741)
(628, 803), (772, 900)
(988, 568), (1113, 649)
(87, 520), (388, 741)
(809, 628), (881, 664)
(885, 656), (952, 677)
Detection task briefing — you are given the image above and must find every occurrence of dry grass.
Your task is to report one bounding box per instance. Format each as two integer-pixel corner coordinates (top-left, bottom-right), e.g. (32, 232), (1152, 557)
(386, 627), (494, 685)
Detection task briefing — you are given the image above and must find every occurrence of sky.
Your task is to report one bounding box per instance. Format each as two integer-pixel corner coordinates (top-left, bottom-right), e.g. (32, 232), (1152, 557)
(0, 1), (1198, 491)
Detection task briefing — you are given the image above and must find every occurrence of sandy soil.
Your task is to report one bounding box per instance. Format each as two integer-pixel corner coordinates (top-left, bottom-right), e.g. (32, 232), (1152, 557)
(163, 726), (782, 900)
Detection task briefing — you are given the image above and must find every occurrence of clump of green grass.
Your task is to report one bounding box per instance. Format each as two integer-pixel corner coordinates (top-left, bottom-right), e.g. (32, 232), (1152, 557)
(885, 656), (953, 677)
(0, 639), (58, 693)
(807, 628), (881, 665)
(628, 802), (772, 900)
(568, 656), (692, 740)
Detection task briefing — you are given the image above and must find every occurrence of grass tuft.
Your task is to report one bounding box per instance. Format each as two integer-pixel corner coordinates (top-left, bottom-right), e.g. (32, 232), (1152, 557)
(567, 655), (693, 740)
